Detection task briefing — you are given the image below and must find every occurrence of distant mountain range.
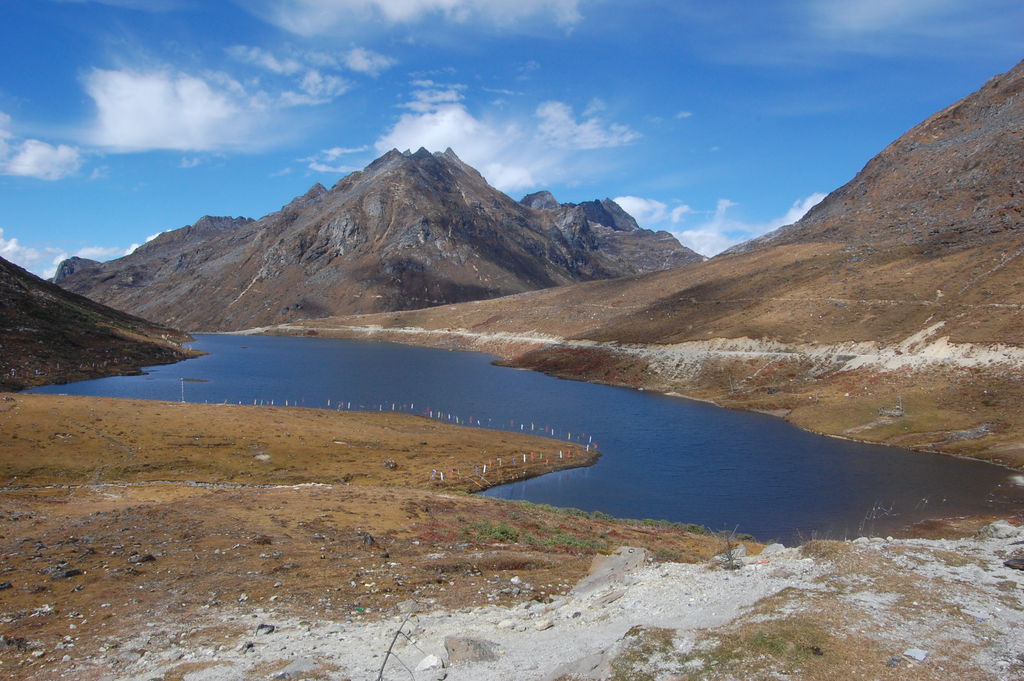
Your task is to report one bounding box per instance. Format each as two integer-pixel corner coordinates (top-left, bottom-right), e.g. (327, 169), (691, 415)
(0, 256), (195, 391)
(276, 60), (1024, 467)
(56, 148), (701, 331)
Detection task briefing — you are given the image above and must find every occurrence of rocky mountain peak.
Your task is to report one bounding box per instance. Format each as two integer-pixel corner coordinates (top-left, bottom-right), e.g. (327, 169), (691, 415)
(57, 149), (702, 331)
(192, 215), (255, 232)
(52, 256), (100, 284)
(577, 199), (641, 232)
(521, 191), (560, 211)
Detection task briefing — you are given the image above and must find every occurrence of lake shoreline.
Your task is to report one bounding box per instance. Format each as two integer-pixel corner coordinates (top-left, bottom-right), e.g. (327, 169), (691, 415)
(255, 322), (1024, 472)
(0, 392), (599, 494)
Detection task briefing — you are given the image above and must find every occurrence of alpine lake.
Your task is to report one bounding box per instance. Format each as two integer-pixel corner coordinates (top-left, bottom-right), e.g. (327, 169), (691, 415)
(30, 334), (1019, 544)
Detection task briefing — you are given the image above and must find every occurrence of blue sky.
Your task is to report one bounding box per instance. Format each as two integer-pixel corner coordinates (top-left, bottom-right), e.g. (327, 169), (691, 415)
(1, 1), (1022, 277)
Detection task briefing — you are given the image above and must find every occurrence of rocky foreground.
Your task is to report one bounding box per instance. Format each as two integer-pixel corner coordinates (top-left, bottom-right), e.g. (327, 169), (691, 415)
(1, 394), (1022, 681)
(6, 523), (1024, 681)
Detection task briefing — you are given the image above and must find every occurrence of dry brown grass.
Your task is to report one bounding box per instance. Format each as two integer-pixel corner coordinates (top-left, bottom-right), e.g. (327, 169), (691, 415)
(0, 394), (726, 680)
(0, 393), (596, 491)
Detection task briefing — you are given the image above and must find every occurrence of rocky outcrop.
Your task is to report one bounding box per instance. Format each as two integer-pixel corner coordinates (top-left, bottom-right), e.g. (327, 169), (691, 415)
(521, 192), (704, 275)
(52, 256), (100, 284)
(57, 149), (701, 331)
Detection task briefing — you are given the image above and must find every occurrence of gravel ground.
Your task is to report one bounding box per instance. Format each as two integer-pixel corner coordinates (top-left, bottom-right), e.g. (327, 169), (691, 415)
(53, 522), (1023, 681)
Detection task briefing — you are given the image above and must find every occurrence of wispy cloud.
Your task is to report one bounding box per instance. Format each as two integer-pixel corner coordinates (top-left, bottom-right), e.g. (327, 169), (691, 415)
(343, 47), (396, 76)
(244, 0), (585, 35)
(808, 0), (978, 37)
(227, 45), (304, 75)
(0, 112), (82, 180)
(614, 196), (693, 226)
(678, 194), (827, 256)
(404, 81), (467, 112)
(536, 101), (639, 150)
(302, 145), (367, 173)
(676, 0), (1024, 66)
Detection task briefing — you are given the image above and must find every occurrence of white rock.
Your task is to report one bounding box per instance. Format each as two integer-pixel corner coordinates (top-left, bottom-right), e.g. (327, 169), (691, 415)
(534, 619), (554, 631)
(980, 520), (1020, 539)
(416, 654), (444, 671)
(904, 648), (928, 662)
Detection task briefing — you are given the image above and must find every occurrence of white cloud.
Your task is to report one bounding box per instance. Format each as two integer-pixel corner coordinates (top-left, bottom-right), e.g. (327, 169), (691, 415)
(227, 45), (371, 107)
(670, 194), (827, 257)
(246, 0), (584, 35)
(614, 196), (693, 226)
(75, 245), (135, 261)
(377, 104), (540, 189)
(776, 192), (828, 227)
(283, 69), (350, 105)
(0, 112), (82, 180)
(582, 97), (606, 117)
(375, 95), (638, 192)
(0, 226), (139, 278)
(0, 228), (46, 269)
(613, 193), (828, 257)
(535, 101), (639, 150)
(343, 47), (395, 76)
(85, 68), (262, 152)
(675, 110), (693, 119)
(2, 139), (82, 181)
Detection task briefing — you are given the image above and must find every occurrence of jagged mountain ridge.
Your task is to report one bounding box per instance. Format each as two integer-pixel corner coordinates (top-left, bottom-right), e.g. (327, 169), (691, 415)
(57, 148), (700, 331)
(0, 255), (194, 391)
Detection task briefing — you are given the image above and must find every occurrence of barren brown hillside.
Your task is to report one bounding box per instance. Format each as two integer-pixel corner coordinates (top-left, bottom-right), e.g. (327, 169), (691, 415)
(0, 256), (196, 391)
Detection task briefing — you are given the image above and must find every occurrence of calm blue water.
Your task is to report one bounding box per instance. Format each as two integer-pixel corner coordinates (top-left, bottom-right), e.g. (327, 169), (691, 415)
(30, 334), (1014, 543)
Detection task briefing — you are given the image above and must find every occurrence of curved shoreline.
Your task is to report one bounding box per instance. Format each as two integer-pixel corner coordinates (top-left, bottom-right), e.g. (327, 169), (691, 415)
(255, 322), (1024, 472)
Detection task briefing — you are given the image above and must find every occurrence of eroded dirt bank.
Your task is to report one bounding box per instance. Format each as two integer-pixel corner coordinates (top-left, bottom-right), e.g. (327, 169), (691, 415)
(262, 322), (1024, 470)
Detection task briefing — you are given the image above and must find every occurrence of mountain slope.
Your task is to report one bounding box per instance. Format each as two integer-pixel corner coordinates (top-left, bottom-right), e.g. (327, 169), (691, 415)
(270, 60), (1024, 467)
(732, 60), (1024, 253)
(57, 149), (700, 331)
(0, 256), (195, 391)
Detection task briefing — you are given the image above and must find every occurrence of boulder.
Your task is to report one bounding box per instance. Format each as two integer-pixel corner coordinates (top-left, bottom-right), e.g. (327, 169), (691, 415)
(273, 657), (318, 680)
(444, 636), (500, 664)
(979, 520), (1020, 539)
(571, 547), (651, 596)
(416, 654), (444, 671)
